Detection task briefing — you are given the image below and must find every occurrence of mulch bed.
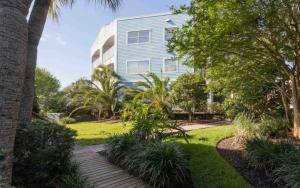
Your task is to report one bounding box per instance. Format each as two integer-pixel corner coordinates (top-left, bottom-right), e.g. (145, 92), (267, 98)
(217, 137), (285, 188)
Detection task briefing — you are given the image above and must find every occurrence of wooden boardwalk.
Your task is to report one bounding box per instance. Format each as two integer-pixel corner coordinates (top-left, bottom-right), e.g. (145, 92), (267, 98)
(73, 145), (148, 188)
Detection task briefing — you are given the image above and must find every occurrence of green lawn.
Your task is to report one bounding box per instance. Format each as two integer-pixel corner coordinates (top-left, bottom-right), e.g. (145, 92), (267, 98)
(170, 126), (250, 188)
(68, 121), (250, 187)
(67, 121), (132, 145)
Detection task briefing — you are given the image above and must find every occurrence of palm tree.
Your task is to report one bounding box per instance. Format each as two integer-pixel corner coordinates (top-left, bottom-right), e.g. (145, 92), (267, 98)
(67, 65), (124, 120)
(132, 72), (171, 113)
(0, 1), (30, 184)
(18, 0), (122, 122)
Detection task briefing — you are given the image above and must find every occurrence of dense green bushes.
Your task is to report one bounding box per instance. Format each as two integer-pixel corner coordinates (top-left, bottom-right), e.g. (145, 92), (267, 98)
(246, 138), (300, 187)
(12, 120), (86, 188)
(105, 134), (193, 188)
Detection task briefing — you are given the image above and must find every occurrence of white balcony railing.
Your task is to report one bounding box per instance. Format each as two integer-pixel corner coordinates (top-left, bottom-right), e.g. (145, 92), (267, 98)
(102, 46), (114, 63)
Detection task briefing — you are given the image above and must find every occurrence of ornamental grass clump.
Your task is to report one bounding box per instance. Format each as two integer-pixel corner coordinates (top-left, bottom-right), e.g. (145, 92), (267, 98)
(246, 138), (300, 187)
(105, 134), (193, 188)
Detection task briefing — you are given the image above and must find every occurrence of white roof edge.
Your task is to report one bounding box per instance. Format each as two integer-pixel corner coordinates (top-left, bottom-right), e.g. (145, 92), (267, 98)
(116, 12), (173, 21)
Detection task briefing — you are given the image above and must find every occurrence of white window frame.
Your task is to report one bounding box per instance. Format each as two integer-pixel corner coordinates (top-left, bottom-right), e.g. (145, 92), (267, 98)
(126, 30), (151, 45)
(126, 59), (151, 74)
(163, 58), (178, 73)
(163, 27), (177, 42)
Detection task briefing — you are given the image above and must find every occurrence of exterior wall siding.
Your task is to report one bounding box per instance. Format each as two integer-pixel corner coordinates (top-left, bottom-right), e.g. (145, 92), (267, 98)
(116, 13), (193, 82)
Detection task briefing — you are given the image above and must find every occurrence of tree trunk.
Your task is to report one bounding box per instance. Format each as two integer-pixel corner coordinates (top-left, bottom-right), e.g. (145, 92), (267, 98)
(0, 0), (28, 184)
(18, 0), (51, 122)
(290, 74), (300, 138)
(188, 111), (193, 122)
(280, 81), (291, 126)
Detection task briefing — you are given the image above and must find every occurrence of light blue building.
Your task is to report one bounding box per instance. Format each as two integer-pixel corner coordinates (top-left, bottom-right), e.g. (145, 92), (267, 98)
(90, 12), (194, 84)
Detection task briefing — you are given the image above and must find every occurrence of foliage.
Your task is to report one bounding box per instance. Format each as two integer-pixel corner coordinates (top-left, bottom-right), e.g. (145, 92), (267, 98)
(246, 138), (300, 187)
(169, 0), (295, 129)
(129, 72), (172, 113)
(234, 113), (257, 140)
(35, 67), (61, 114)
(208, 102), (224, 114)
(63, 65), (124, 120)
(122, 100), (188, 142)
(60, 116), (76, 124)
(57, 163), (91, 188)
(67, 121), (133, 145)
(105, 134), (192, 188)
(257, 117), (289, 138)
(234, 113), (289, 140)
(13, 120), (77, 188)
(171, 73), (207, 121)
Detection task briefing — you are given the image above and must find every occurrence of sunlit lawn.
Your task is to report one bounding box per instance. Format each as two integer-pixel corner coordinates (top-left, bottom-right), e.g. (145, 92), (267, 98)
(67, 121), (132, 145)
(68, 121), (249, 187)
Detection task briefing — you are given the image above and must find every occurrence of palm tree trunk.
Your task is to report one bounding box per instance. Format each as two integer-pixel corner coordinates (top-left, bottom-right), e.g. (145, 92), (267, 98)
(0, 0), (28, 184)
(18, 0), (51, 122)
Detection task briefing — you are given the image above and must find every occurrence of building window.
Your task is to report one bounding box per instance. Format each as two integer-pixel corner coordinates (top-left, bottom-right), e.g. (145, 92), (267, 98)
(127, 30), (150, 44)
(127, 60), (150, 74)
(165, 28), (176, 41)
(164, 59), (178, 72)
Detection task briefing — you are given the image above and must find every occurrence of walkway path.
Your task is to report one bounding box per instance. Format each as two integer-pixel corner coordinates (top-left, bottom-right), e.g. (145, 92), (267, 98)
(73, 121), (230, 188)
(73, 145), (148, 188)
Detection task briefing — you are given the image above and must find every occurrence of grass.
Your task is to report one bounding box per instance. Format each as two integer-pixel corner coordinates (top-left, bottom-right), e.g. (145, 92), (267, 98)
(171, 125), (250, 188)
(68, 121), (250, 187)
(67, 121), (132, 145)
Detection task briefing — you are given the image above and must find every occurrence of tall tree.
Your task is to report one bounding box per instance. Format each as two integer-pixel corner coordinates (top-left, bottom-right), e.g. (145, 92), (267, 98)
(35, 68), (61, 114)
(170, 0), (300, 137)
(18, 0), (122, 122)
(0, 0), (28, 184)
(171, 73), (207, 122)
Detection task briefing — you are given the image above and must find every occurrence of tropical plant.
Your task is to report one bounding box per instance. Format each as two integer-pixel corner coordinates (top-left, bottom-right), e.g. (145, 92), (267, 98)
(122, 101), (188, 142)
(170, 0), (300, 137)
(129, 72), (172, 113)
(65, 65), (124, 120)
(171, 73), (207, 122)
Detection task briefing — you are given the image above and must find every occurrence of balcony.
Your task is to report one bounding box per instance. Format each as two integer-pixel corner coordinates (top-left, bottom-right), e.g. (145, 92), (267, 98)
(102, 46), (114, 64)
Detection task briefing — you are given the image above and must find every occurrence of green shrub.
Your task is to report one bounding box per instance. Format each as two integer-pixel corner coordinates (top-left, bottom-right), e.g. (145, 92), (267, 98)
(60, 116), (76, 124)
(13, 120), (77, 188)
(257, 117), (289, 138)
(105, 135), (193, 188)
(246, 138), (300, 187)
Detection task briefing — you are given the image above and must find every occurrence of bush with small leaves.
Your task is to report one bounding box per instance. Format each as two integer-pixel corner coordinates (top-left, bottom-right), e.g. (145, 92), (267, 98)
(13, 120), (77, 187)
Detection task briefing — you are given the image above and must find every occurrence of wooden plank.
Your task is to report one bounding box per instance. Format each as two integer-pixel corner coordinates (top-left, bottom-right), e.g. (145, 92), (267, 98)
(73, 144), (148, 188)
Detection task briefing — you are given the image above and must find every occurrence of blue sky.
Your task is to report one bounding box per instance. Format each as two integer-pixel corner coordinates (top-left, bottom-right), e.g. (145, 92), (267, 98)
(37, 0), (190, 89)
